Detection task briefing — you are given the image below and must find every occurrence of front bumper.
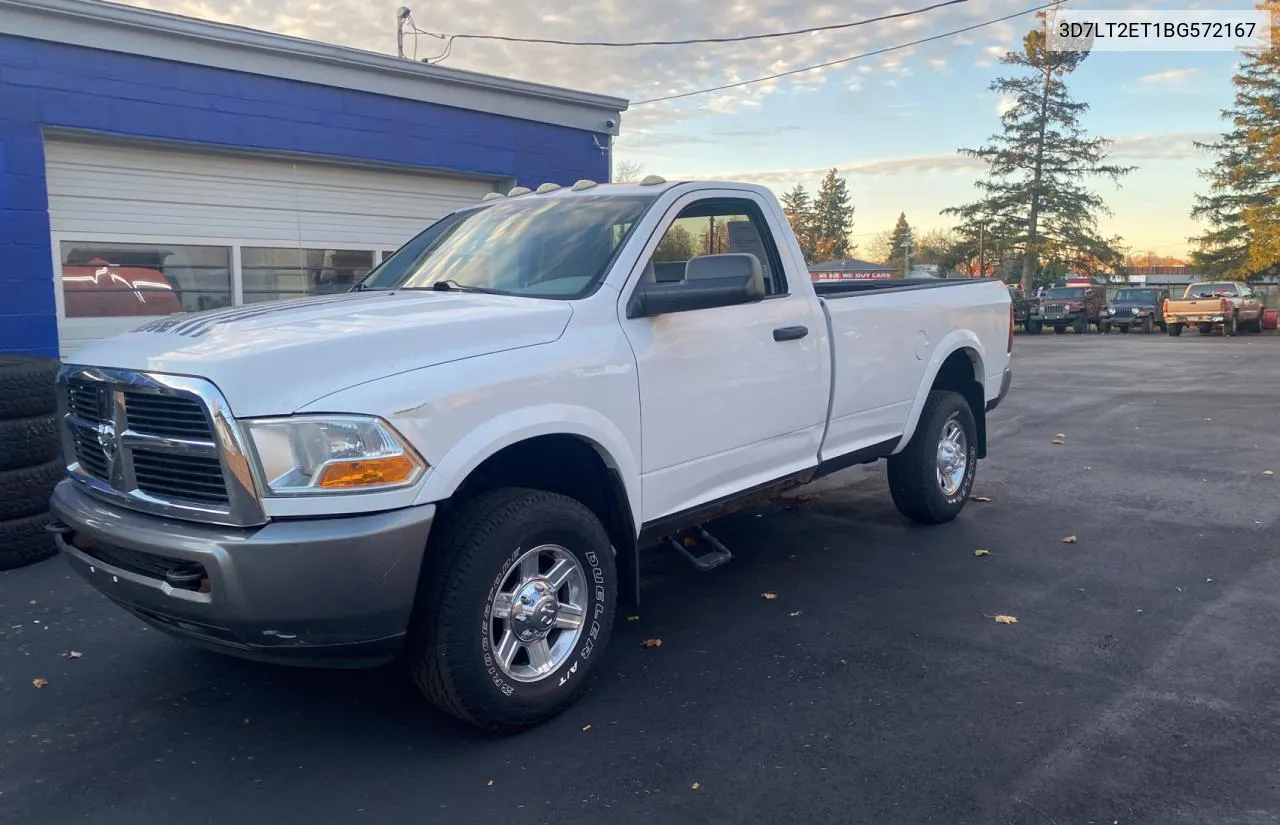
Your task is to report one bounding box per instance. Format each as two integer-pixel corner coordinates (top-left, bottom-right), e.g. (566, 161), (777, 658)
(49, 479), (436, 667)
(986, 368), (1013, 413)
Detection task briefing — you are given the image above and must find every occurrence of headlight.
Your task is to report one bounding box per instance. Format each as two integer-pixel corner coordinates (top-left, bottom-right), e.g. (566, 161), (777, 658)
(243, 415), (425, 495)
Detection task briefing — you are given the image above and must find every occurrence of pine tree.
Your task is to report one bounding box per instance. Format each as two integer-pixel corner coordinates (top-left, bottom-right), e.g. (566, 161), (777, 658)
(813, 169), (855, 261)
(886, 213), (914, 277)
(780, 184), (818, 264)
(943, 13), (1134, 291)
(1190, 0), (1280, 280)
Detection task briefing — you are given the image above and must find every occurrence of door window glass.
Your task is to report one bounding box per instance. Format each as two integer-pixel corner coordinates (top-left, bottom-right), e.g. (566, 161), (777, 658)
(648, 198), (788, 295)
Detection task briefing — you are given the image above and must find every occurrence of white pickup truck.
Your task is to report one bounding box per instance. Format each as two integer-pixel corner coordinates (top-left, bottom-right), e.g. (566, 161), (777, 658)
(49, 177), (1013, 732)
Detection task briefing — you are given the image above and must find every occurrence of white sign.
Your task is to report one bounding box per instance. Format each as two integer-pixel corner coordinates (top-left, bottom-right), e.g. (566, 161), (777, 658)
(1046, 8), (1270, 52)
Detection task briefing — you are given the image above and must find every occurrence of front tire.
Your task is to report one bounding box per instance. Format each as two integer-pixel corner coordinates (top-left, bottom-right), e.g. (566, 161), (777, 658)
(1027, 320), (1043, 335)
(1054, 325), (1067, 335)
(1073, 315), (1088, 334)
(1141, 315), (1154, 334)
(888, 390), (978, 525)
(408, 488), (617, 733)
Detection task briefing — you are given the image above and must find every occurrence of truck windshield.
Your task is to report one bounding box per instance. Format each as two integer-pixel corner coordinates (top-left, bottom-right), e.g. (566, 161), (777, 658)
(1114, 289), (1157, 302)
(360, 194), (657, 298)
(1185, 282), (1236, 298)
(1044, 287), (1085, 299)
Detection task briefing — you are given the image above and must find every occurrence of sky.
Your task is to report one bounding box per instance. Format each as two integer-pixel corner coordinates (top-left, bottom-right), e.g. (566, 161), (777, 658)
(119, 0), (1257, 258)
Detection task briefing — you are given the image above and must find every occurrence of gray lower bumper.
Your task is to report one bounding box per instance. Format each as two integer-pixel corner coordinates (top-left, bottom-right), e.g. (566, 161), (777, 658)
(49, 479), (435, 667)
(986, 368), (1013, 413)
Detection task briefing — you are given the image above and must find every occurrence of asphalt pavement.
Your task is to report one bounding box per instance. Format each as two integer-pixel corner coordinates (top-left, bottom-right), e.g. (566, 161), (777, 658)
(3, 331), (1279, 825)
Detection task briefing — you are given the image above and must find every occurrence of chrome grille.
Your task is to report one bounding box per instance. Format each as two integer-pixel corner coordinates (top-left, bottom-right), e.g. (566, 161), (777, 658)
(58, 367), (266, 527)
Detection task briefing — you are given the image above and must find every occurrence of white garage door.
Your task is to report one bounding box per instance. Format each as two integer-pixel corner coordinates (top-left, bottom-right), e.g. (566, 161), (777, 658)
(45, 138), (498, 356)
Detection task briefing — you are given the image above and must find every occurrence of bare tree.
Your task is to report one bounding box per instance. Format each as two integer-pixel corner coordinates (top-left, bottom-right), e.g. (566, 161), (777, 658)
(613, 159), (645, 183)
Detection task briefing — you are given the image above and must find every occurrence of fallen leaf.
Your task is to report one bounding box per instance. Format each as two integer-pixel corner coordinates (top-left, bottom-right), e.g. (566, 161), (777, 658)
(1054, 433), (1066, 439)
(970, 495), (993, 502)
(789, 611), (802, 617)
(582, 724), (592, 732)
(1205, 418), (1212, 422)
(641, 638), (662, 648)
(691, 782), (701, 791)
(487, 780), (494, 787)
(1051, 438), (1065, 445)
(681, 536), (697, 549)
(761, 592), (778, 600)
(993, 615), (1018, 624)
(1061, 535), (1078, 544)
(32, 678), (48, 688)
(1264, 470), (1274, 476)
(62, 651), (82, 660)
(974, 549), (991, 557)
(626, 615), (640, 622)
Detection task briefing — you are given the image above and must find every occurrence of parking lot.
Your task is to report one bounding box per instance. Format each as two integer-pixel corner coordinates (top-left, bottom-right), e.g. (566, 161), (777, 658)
(2, 332), (1279, 825)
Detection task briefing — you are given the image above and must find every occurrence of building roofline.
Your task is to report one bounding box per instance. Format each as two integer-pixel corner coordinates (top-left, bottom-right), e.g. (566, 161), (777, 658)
(0, 0), (628, 135)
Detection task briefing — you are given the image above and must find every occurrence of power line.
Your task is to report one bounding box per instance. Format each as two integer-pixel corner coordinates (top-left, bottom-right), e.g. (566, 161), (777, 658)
(632, 0), (1065, 106)
(411, 0), (968, 48)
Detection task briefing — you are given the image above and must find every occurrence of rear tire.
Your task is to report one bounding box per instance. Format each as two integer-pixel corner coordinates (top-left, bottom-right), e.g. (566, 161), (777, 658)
(1054, 325), (1067, 335)
(888, 390), (977, 525)
(1027, 320), (1043, 335)
(1199, 324), (1213, 335)
(1100, 321), (1111, 334)
(1073, 315), (1088, 334)
(407, 488), (617, 733)
(1168, 323), (1184, 337)
(1141, 316), (1154, 334)
(1223, 314), (1236, 337)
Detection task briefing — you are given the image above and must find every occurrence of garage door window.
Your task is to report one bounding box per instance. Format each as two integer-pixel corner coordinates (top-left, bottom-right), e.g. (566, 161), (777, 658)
(241, 247), (376, 304)
(60, 241), (232, 318)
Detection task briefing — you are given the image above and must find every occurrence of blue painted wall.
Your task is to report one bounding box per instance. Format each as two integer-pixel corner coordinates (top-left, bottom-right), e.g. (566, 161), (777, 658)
(0, 34), (611, 357)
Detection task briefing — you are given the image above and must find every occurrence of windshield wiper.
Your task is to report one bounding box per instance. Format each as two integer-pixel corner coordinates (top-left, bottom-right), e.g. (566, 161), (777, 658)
(397, 280), (500, 294)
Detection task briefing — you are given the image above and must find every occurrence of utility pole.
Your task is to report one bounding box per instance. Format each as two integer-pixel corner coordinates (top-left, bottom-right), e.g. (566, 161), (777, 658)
(396, 7), (410, 59)
(978, 222), (985, 279)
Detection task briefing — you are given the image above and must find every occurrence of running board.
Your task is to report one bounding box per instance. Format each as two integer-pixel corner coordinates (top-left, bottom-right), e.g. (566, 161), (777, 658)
(667, 526), (733, 572)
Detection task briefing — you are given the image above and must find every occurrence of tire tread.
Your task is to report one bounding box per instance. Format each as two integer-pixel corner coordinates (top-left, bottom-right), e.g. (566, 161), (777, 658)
(887, 390), (975, 525)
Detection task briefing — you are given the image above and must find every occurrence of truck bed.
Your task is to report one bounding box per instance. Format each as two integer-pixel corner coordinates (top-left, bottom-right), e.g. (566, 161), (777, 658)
(813, 277), (1003, 298)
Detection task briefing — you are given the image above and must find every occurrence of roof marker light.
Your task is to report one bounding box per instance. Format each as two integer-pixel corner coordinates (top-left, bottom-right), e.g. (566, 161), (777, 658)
(571, 179), (599, 191)
(639, 175), (667, 186)
(481, 192), (504, 201)
(508, 186), (533, 197)
(536, 182), (562, 194)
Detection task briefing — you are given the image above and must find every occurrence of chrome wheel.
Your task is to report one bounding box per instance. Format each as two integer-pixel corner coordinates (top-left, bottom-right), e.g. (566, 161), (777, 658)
(935, 416), (968, 497)
(488, 544), (587, 684)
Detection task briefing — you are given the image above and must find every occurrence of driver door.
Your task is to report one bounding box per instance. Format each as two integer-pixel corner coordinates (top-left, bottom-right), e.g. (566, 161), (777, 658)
(618, 191), (829, 525)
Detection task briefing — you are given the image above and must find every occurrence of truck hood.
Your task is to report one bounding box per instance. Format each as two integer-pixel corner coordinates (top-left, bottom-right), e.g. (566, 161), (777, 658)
(64, 290), (573, 417)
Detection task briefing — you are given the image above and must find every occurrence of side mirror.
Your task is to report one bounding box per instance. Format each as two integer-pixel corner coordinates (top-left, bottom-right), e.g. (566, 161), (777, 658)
(626, 253), (767, 319)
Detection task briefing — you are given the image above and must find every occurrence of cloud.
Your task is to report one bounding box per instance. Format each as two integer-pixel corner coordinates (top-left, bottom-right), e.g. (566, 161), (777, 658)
(996, 95), (1018, 116)
(116, 0), (1040, 128)
(671, 131), (1221, 187)
(1139, 68), (1201, 85)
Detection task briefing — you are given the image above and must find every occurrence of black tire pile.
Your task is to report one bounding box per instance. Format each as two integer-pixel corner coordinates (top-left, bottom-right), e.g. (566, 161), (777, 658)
(0, 355), (63, 572)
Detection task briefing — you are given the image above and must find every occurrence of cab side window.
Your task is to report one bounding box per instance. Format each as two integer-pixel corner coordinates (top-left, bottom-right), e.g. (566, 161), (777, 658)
(645, 198), (788, 296)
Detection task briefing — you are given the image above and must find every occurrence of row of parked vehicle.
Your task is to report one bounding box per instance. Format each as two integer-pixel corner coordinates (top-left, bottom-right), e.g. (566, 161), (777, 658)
(1009, 282), (1275, 337)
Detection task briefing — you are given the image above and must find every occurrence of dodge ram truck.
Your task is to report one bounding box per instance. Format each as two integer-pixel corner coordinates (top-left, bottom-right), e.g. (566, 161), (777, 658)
(1164, 281), (1265, 336)
(47, 178), (1014, 733)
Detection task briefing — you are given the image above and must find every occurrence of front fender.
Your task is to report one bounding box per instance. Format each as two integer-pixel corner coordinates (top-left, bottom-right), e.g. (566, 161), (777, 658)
(412, 404), (642, 531)
(892, 330), (987, 456)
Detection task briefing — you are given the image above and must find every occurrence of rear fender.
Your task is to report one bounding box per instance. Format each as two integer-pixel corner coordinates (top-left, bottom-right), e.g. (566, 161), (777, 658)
(892, 331), (986, 456)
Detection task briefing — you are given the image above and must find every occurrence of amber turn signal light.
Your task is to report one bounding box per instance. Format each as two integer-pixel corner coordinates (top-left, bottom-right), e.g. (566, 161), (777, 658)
(317, 455), (419, 489)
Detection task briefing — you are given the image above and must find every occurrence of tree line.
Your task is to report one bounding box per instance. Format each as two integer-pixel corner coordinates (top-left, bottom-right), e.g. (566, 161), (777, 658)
(768, 0), (1278, 288)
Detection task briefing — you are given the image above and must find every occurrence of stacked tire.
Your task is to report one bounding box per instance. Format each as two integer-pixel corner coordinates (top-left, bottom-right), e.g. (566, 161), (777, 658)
(0, 355), (63, 572)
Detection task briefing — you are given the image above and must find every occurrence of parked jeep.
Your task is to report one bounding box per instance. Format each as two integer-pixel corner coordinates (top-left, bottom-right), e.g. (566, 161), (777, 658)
(1036, 285), (1108, 334)
(1106, 287), (1169, 334)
